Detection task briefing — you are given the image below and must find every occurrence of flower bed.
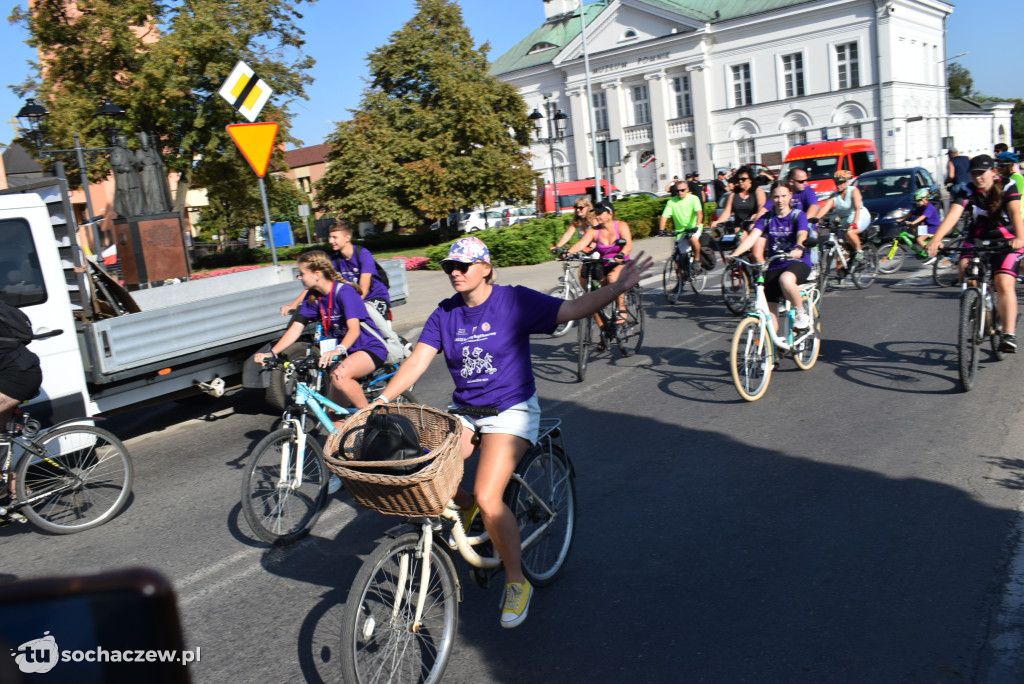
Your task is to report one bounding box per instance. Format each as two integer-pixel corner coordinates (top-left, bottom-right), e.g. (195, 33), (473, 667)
(190, 265), (268, 280)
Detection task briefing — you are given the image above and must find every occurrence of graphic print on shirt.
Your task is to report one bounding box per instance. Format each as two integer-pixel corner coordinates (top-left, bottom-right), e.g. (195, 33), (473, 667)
(455, 320), (498, 384)
(461, 346), (497, 378)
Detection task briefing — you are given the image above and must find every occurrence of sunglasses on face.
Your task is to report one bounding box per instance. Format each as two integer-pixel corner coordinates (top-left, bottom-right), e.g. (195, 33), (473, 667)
(575, 206), (587, 210)
(676, 188), (688, 194)
(441, 261), (477, 275)
(738, 177), (751, 181)
(791, 178), (807, 185)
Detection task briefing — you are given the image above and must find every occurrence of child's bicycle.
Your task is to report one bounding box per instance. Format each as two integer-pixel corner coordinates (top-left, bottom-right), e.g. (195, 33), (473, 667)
(329, 403), (576, 684)
(0, 409), (133, 533)
(875, 223), (951, 274)
(728, 252), (822, 402)
(242, 354), (416, 545)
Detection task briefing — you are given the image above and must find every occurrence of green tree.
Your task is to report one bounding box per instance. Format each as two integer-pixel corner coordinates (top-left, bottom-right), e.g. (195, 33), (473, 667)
(10, 0), (316, 213)
(316, 0), (538, 229)
(1010, 99), (1024, 150)
(946, 62), (975, 100)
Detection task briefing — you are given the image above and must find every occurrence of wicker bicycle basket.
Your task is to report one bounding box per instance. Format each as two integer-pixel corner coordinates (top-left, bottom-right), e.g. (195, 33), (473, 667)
(323, 403), (463, 516)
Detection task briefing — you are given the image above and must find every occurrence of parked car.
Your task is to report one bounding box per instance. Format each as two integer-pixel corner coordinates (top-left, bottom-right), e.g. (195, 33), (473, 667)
(456, 210), (503, 232)
(852, 167), (941, 237)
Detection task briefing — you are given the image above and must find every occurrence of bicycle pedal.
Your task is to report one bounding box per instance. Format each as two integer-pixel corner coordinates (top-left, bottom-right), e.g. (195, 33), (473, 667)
(1, 511), (27, 524)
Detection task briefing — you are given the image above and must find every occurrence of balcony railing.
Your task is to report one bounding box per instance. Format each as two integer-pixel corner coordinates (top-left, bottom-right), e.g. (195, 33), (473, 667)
(624, 123), (653, 143)
(668, 116), (694, 137)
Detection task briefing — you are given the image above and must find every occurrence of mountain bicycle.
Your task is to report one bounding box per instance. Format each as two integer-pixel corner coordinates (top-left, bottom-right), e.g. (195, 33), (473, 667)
(0, 409), (133, 533)
(242, 354), (416, 545)
(728, 252), (822, 402)
(659, 229), (707, 303)
(334, 404), (576, 684)
(547, 250), (585, 338)
(812, 216), (878, 292)
(575, 248), (644, 382)
(953, 239), (1015, 392)
(716, 220), (753, 315)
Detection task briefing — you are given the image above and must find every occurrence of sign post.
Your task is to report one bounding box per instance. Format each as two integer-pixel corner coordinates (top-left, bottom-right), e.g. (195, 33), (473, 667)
(227, 122), (280, 266)
(297, 203), (311, 244)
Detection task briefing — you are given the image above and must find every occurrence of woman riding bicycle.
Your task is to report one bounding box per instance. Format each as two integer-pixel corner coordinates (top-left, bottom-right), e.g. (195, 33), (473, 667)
(711, 165), (768, 234)
(253, 251), (387, 426)
(818, 170), (869, 260)
(552, 196), (597, 252)
(730, 184), (813, 331)
(567, 200), (633, 336)
(927, 154), (1024, 353)
(376, 236), (651, 629)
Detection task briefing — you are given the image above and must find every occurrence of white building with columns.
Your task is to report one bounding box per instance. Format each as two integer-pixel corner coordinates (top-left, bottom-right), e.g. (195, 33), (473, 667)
(491, 0), (1007, 198)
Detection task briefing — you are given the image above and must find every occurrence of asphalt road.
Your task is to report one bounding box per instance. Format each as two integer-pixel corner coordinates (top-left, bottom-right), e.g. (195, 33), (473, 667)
(4, 260), (1024, 683)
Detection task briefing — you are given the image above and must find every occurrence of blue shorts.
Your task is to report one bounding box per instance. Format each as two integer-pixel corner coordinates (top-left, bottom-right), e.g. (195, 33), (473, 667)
(451, 394), (541, 444)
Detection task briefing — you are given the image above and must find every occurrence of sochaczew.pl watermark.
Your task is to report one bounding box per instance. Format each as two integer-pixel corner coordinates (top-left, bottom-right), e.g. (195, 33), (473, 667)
(11, 632), (200, 674)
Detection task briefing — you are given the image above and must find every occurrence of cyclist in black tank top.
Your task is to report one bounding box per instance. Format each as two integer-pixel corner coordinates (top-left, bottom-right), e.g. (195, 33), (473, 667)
(711, 166), (768, 233)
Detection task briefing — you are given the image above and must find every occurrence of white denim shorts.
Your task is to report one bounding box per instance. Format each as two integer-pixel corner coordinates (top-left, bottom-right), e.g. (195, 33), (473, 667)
(450, 394), (541, 444)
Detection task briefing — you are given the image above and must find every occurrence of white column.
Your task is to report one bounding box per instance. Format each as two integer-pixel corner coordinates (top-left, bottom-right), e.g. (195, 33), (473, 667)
(603, 79), (625, 145)
(645, 70), (670, 188)
(567, 88), (591, 180)
(687, 64), (713, 175)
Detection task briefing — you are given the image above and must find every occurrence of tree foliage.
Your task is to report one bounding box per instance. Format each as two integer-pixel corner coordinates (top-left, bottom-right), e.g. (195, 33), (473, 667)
(946, 63), (975, 100)
(10, 0), (316, 216)
(316, 0), (538, 227)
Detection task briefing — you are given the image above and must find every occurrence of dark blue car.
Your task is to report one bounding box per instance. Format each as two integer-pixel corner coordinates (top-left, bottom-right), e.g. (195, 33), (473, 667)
(853, 167), (942, 238)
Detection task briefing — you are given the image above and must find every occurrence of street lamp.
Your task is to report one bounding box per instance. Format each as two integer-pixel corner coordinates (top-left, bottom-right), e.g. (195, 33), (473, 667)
(530, 102), (568, 213)
(16, 97), (127, 255)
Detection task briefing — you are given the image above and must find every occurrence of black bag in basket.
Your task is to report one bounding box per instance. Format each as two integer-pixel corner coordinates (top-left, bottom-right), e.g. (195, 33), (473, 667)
(699, 232), (717, 270)
(350, 406), (425, 476)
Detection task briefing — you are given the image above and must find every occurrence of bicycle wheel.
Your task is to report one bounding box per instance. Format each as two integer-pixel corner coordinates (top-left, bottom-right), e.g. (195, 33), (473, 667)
(615, 288), (645, 357)
(876, 241), (906, 274)
(933, 249), (960, 287)
(816, 251), (831, 294)
(852, 247), (878, 289)
(793, 300), (821, 370)
(576, 313), (592, 382)
(990, 293), (1007, 361)
(15, 425), (133, 534)
(507, 444), (577, 587)
(690, 263), (708, 294)
(663, 258), (680, 304)
(546, 284), (575, 338)
(721, 263), (751, 315)
(730, 316), (774, 402)
(340, 532), (459, 684)
(241, 428), (328, 545)
(957, 288), (982, 392)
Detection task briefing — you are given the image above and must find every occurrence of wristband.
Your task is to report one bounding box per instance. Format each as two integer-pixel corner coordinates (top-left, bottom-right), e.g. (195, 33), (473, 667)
(379, 394), (391, 403)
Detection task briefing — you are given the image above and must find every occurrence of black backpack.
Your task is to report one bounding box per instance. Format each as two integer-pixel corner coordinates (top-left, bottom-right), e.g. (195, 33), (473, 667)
(0, 300), (33, 345)
(353, 245), (391, 289)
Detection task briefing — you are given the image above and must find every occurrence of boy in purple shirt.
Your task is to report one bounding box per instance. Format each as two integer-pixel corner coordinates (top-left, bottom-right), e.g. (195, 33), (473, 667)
(377, 237), (652, 629)
(900, 189), (942, 255)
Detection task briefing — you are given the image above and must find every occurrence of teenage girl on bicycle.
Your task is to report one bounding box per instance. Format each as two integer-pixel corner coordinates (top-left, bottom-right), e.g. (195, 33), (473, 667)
(254, 251), (388, 426)
(927, 154), (1024, 353)
(730, 184), (813, 331)
(376, 237), (652, 629)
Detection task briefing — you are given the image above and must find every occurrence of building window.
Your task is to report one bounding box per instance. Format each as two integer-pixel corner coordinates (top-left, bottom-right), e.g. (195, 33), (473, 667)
(737, 139), (756, 165)
(840, 123), (862, 138)
(836, 42), (860, 89)
(298, 176), (312, 194)
(621, 28), (637, 40)
(781, 53), (805, 98)
(528, 41), (557, 55)
(593, 91), (609, 131)
(632, 85), (651, 125)
(731, 64), (752, 107)
(672, 75), (691, 117)
(787, 131), (807, 148)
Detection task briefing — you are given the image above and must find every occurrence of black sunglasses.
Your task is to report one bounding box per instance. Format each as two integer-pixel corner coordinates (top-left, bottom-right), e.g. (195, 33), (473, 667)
(441, 261), (477, 275)
(738, 176), (751, 181)
(675, 187), (688, 194)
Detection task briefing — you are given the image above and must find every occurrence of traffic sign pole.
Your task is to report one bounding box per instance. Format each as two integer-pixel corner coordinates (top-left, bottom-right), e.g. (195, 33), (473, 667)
(257, 176), (278, 267)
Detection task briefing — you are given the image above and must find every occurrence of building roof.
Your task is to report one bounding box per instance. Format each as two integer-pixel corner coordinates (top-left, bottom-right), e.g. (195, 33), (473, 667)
(490, 0), (815, 76)
(284, 143), (330, 169)
(948, 97), (986, 114)
(2, 142), (43, 176)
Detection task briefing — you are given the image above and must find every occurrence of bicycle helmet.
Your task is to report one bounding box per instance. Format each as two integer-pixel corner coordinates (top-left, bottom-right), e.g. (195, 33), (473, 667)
(996, 151), (1019, 165)
(914, 189), (929, 201)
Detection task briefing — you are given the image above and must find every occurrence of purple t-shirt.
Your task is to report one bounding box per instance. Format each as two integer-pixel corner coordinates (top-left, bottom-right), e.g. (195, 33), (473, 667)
(419, 285), (563, 411)
(754, 209), (811, 270)
(909, 203), (941, 232)
(763, 185), (819, 214)
(296, 282), (387, 360)
(332, 247), (390, 303)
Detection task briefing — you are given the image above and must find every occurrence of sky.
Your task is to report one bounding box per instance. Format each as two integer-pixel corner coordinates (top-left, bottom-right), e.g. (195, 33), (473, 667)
(0, 0), (1020, 149)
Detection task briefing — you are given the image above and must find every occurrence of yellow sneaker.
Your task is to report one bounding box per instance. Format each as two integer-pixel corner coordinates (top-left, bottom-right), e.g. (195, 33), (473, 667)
(500, 579), (532, 629)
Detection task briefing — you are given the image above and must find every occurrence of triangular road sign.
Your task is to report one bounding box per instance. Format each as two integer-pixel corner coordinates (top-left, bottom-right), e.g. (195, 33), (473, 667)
(227, 122), (279, 177)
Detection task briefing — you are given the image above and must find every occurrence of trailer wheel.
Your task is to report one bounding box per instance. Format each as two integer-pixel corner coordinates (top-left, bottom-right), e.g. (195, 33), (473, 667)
(265, 341), (312, 412)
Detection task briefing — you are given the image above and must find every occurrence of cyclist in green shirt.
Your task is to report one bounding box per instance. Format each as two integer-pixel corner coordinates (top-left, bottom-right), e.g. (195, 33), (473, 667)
(997, 153), (1024, 218)
(659, 182), (704, 268)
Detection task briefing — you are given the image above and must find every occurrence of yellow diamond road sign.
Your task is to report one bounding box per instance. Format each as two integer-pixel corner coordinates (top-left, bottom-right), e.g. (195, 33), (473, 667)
(219, 61), (272, 122)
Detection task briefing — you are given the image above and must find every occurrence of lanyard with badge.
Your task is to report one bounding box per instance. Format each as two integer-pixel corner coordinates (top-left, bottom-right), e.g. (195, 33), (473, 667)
(319, 282), (339, 356)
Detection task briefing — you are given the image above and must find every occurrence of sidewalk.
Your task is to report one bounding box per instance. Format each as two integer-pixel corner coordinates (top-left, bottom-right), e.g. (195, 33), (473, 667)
(390, 235), (677, 336)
